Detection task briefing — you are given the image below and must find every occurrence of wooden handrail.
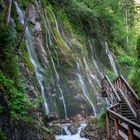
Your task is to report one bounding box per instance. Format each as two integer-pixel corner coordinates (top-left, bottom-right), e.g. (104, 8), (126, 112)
(101, 76), (121, 104)
(114, 75), (139, 100)
(119, 88), (137, 118)
(107, 106), (140, 131)
(113, 75), (140, 118)
(106, 104), (140, 140)
(102, 75), (140, 140)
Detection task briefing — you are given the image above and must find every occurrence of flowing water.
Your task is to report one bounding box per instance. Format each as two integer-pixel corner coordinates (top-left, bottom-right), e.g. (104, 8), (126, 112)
(51, 57), (68, 119)
(104, 42), (119, 76)
(48, 7), (70, 50)
(83, 57), (101, 88)
(88, 40), (104, 78)
(15, 2), (49, 114)
(76, 61), (96, 115)
(55, 123), (89, 140)
(35, 2), (68, 119)
(14, 1), (121, 139)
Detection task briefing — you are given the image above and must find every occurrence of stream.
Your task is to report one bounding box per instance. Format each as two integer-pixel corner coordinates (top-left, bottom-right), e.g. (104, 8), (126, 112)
(55, 123), (89, 140)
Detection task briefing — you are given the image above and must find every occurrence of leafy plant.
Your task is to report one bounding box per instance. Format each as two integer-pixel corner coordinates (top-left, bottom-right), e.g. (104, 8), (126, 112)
(96, 112), (106, 129)
(0, 71), (32, 121)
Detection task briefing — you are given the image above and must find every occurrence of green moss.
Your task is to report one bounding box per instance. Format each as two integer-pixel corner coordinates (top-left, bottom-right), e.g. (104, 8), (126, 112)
(0, 129), (7, 140)
(0, 71), (32, 121)
(20, 42), (34, 71)
(96, 112), (106, 129)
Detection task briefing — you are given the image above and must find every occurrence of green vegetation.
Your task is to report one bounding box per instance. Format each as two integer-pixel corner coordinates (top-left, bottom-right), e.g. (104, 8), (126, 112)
(0, 67), (32, 121)
(0, 17), (31, 121)
(0, 129), (7, 140)
(97, 112), (106, 129)
(47, 0), (140, 97)
(0, 0), (140, 138)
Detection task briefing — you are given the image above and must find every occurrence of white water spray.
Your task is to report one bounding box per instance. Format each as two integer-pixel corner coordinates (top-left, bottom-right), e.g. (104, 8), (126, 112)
(55, 123), (88, 140)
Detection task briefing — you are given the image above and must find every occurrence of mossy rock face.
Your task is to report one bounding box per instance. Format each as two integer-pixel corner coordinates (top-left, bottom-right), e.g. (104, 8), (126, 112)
(50, 125), (62, 135)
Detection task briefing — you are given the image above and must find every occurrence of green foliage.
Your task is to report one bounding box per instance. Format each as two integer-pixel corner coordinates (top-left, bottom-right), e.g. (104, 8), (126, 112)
(117, 55), (137, 65)
(0, 129), (7, 140)
(0, 16), (20, 85)
(96, 112), (106, 129)
(0, 106), (4, 113)
(48, 0), (134, 44)
(106, 71), (116, 81)
(0, 71), (32, 121)
(20, 42), (34, 71)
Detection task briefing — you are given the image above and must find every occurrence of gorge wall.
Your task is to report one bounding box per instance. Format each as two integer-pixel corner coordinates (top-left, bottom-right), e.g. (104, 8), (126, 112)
(0, 0), (137, 139)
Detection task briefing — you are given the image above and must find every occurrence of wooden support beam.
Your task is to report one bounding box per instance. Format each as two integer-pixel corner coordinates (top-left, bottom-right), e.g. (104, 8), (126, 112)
(128, 126), (135, 140)
(115, 118), (120, 140)
(106, 113), (111, 139)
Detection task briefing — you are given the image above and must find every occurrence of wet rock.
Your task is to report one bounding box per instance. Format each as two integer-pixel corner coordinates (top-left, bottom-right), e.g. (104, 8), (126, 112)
(80, 116), (106, 140)
(51, 125), (62, 135)
(71, 114), (85, 122)
(68, 123), (80, 135)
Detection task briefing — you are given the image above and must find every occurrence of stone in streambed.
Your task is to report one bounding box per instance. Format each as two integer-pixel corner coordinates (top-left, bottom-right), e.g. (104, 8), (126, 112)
(50, 125), (64, 135)
(68, 123), (80, 135)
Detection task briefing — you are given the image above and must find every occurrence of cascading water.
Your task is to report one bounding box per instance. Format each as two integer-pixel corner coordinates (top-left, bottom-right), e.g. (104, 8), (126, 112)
(13, 1), (119, 139)
(48, 7), (69, 50)
(83, 58), (101, 88)
(35, 1), (68, 119)
(51, 58), (68, 119)
(83, 58), (106, 112)
(104, 42), (119, 76)
(88, 40), (104, 78)
(55, 123), (88, 140)
(76, 61), (96, 115)
(15, 2), (49, 114)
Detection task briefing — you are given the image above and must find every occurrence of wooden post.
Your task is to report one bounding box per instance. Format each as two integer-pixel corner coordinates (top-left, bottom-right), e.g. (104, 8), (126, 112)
(128, 126), (135, 140)
(114, 118), (120, 140)
(106, 113), (110, 139)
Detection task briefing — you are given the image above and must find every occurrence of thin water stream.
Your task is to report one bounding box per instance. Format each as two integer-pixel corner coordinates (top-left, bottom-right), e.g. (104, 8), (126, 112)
(76, 61), (96, 115)
(104, 42), (119, 76)
(35, 1), (68, 119)
(15, 2), (49, 114)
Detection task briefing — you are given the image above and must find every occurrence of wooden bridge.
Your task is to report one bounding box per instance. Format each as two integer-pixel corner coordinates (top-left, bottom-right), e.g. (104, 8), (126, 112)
(101, 75), (140, 140)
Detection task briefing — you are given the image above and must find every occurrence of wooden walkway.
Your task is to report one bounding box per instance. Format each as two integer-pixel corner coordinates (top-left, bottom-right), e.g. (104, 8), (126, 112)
(101, 75), (140, 140)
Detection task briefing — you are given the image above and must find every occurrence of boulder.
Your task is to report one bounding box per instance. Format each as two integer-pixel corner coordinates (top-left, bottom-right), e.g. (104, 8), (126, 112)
(68, 123), (80, 135)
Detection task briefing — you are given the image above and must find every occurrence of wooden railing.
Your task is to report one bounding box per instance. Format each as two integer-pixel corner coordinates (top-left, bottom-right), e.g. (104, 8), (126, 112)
(113, 75), (140, 118)
(101, 75), (140, 140)
(106, 103), (140, 140)
(101, 76), (121, 105)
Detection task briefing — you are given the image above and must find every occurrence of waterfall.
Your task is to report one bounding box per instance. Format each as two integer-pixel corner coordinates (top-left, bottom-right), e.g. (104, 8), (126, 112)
(45, 12), (68, 120)
(48, 7), (69, 50)
(55, 123), (88, 140)
(76, 61), (96, 116)
(83, 58), (100, 90)
(14, 2), (49, 114)
(35, 1), (68, 119)
(84, 58), (101, 87)
(88, 40), (104, 78)
(104, 42), (119, 76)
(51, 57), (68, 119)
(83, 58), (106, 112)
